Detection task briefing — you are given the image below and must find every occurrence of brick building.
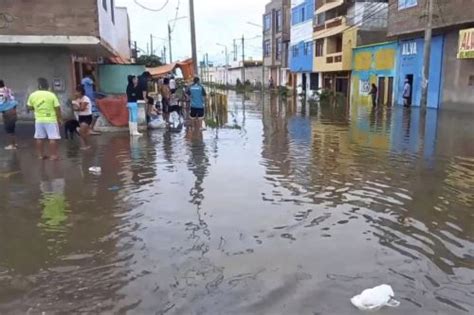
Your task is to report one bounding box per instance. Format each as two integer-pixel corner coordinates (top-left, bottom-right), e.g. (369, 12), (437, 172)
(263, 0), (291, 87)
(0, 0), (131, 118)
(388, 0), (474, 111)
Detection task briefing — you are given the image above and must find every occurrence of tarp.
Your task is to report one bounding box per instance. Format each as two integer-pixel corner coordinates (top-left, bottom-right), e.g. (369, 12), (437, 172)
(96, 96), (128, 127)
(147, 58), (195, 80)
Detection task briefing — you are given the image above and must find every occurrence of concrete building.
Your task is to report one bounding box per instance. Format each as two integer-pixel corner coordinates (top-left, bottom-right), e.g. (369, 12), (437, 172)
(313, 0), (388, 97)
(263, 0), (291, 87)
(290, 0), (316, 96)
(0, 0), (131, 118)
(209, 61), (264, 87)
(387, 0), (474, 112)
(351, 41), (398, 107)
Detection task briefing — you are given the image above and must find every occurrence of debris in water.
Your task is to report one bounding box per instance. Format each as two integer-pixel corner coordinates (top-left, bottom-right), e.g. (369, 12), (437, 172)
(351, 284), (400, 311)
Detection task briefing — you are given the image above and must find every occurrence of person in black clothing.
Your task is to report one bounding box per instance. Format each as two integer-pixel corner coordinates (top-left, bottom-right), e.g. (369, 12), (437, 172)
(369, 83), (378, 107)
(137, 71), (152, 101)
(126, 75), (142, 136)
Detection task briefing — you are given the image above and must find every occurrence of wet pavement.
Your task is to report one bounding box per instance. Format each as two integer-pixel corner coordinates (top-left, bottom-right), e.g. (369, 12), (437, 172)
(0, 92), (473, 314)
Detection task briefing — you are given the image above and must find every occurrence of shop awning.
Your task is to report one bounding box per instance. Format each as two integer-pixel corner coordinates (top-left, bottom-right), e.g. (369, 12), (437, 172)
(147, 58), (195, 79)
(316, 0), (344, 15)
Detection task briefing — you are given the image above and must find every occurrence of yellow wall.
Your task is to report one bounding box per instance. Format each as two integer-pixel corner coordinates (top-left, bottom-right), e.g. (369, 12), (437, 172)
(313, 28), (358, 73)
(342, 28), (357, 71)
(354, 52), (372, 71)
(375, 49), (396, 70)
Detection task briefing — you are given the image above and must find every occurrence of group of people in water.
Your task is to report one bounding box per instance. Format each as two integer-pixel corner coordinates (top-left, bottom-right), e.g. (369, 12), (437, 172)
(126, 72), (207, 135)
(0, 71), (207, 161)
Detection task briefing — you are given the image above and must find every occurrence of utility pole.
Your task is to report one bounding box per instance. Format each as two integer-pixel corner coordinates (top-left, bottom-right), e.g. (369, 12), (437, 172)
(233, 39), (237, 61)
(189, 0), (198, 76)
(163, 45), (167, 64)
(205, 53), (209, 83)
(150, 34), (154, 55)
(168, 24), (173, 63)
(420, 0), (434, 112)
(241, 35), (246, 83)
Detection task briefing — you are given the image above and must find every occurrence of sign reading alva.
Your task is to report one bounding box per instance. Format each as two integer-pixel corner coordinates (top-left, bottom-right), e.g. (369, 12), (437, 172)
(458, 28), (474, 59)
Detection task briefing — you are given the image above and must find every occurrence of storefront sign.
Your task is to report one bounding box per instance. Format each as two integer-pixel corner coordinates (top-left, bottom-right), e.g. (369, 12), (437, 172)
(401, 41), (417, 56)
(458, 28), (474, 59)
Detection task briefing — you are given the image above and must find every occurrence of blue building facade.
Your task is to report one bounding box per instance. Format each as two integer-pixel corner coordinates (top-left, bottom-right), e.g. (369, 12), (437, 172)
(396, 35), (444, 109)
(290, 0), (315, 94)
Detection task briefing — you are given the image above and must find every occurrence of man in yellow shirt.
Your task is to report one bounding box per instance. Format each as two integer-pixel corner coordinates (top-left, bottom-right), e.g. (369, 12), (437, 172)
(27, 78), (63, 160)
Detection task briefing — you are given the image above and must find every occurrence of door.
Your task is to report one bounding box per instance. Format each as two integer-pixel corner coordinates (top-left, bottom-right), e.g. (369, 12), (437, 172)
(378, 77), (385, 106)
(387, 77), (394, 106)
(302, 73), (307, 92)
(336, 78), (349, 97)
(406, 74), (414, 106)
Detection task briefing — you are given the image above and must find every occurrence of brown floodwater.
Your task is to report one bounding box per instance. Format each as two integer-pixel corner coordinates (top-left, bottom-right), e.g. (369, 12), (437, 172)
(0, 93), (473, 314)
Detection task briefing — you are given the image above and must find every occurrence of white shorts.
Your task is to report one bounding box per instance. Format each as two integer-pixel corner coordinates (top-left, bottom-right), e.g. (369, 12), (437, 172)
(35, 123), (61, 140)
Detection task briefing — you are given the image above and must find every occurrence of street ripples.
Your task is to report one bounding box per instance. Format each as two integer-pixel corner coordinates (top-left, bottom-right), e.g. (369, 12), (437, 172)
(0, 94), (473, 314)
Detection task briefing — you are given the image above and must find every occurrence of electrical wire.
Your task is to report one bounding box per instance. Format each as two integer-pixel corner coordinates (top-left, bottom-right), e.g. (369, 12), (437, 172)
(313, 1), (398, 40)
(170, 0), (181, 33)
(133, 0), (170, 12)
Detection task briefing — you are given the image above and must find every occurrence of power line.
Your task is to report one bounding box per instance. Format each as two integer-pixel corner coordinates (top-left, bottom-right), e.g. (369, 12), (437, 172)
(133, 0), (170, 12)
(314, 1), (397, 41)
(170, 0), (181, 33)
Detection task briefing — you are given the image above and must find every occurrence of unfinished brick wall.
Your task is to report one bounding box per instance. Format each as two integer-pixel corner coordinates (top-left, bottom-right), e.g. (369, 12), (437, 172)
(0, 0), (98, 36)
(388, 0), (474, 37)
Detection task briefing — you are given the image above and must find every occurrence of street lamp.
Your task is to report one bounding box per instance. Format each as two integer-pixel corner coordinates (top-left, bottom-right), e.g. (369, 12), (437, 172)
(216, 43), (229, 85)
(168, 16), (188, 63)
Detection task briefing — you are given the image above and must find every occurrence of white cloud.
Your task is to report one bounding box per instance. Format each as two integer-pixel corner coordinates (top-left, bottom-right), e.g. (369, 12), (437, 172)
(116, 0), (267, 64)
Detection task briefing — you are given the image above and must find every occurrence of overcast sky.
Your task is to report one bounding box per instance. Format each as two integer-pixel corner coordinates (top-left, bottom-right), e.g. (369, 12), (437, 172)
(116, 0), (267, 65)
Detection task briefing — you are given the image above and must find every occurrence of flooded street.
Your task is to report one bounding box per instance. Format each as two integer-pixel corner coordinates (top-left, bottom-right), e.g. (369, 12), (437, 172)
(0, 92), (473, 314)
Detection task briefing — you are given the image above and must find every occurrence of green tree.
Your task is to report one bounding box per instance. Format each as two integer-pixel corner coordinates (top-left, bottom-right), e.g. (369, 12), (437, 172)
(136, 55), (163, 67)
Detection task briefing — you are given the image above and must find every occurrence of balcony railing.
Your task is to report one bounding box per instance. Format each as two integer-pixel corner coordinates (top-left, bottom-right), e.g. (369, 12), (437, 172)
(313, 16), (346, 33)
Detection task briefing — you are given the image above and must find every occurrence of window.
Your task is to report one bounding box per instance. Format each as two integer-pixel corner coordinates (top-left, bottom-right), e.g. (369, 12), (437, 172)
(315, 39), (324, 57)
(304, 42), (311, 55)
(316, 13), (325, 25)
(276, 38), (282, 60)
(292, 45), (299, 58)
(398, 0), (417, 10)
(469, 75), (474, 86)
(102, 0), (107, 11)
(276, 10), (282, 32)
(300, 6), (305, 21)
(264, 40), (271, 57)
(264, 14), (271, 31)
(110, 0), (115, 23)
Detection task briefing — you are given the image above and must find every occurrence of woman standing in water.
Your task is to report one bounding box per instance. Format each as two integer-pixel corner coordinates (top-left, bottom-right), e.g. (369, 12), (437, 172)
(0, 80), (18, 150)
(72, 85), (92, 150)
(126, 75), (142, 136)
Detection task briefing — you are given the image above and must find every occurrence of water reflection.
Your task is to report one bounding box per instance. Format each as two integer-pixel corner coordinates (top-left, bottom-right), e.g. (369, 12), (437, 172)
(0, 94), (473, 314)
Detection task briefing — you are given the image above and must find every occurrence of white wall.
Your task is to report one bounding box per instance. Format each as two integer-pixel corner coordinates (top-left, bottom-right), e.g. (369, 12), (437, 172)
(290, 20), (313, 45)
(208, 66), (264, 85)
(97, 0), (131, 58)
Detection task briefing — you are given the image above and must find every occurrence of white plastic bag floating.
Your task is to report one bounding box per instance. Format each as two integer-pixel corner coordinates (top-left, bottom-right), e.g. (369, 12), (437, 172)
(148, 117), (166, 129)
(88, 166), (102, 175)
(351, 284), (400, 311)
